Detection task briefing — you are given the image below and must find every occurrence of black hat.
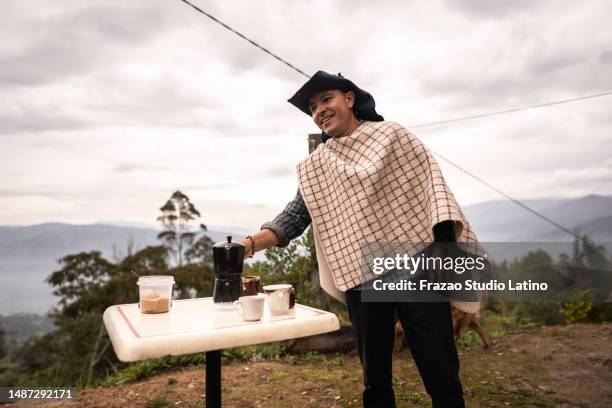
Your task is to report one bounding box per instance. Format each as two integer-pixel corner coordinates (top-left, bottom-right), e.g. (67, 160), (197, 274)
(287, 70), (384, 122)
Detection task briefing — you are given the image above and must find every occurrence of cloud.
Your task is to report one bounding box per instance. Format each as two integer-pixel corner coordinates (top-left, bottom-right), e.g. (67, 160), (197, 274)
(0, 1), (182, 87)
(444, 0), (546, 19)
(409, 1), (612, 112)
(258, 164), (295, 178)
(0, 108), (88, 134)
(527, 164), (612, 198)
(0, 63), (227, 135)
(111, 163), (175, 174)
(527, 54), (587, 76)
(601, 51), (612, 63)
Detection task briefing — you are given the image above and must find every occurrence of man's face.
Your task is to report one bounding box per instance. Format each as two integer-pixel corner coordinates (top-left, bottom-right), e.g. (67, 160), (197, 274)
(308, 89), (356, 138)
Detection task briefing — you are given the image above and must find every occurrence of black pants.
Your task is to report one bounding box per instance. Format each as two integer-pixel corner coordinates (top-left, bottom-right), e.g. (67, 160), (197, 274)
(346, 289), (465, 408)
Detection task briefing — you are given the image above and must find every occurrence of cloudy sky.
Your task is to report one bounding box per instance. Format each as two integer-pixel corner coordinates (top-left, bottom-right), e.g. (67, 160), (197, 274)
(1, 0), (611, 230)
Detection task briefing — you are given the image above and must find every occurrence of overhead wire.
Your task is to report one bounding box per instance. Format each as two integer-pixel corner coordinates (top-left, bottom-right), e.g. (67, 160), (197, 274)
(430, 149), (581, 240)
(177, 0), (605, 240)
(179, 0), (310, 79)
(409, 92), (612, 129)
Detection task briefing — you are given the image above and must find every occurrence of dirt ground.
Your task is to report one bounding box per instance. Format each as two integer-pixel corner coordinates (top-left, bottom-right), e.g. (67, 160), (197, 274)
(10, 323), (612, 408)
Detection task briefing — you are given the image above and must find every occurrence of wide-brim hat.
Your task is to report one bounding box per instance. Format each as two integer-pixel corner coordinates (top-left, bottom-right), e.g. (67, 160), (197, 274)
(287, 70), (384, 122)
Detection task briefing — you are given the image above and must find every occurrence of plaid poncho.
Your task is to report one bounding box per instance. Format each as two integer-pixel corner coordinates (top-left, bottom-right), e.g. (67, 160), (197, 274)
(297, 121), (482, 312)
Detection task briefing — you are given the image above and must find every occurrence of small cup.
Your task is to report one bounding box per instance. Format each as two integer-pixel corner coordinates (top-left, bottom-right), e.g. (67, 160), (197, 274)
(242, 275), (261, 296)
(263, 284), (293, 315)
(137, 275), (174, 314)
(233, 295), (265, 321)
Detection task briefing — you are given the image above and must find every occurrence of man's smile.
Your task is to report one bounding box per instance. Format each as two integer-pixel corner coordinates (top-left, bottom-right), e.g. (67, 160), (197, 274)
(320, 113), (334, 127)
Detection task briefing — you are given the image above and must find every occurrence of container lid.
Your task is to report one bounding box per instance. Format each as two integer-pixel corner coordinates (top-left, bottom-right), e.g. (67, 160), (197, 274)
(137, 275), (175, 285)
(212, 235), (245, 250)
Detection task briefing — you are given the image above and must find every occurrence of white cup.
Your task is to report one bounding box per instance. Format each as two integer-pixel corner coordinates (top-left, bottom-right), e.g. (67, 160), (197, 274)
(233, 295), (265, 321)
(263, 284), (292, 316)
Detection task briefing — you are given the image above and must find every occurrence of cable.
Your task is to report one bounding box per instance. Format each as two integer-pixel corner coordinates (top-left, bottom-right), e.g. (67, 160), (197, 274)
(430, 149), (580, 240)
(410, 91), (612, 129)
(178, 0), (310, 79)
(176, 0), (593, 240)
(411, 91), (612, 239)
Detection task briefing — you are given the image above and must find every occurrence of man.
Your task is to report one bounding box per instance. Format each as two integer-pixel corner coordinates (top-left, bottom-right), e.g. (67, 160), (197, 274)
(238, 71), (479, 407)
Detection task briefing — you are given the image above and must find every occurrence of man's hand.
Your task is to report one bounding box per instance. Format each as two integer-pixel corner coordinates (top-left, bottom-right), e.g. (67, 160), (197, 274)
(236, 238), (253, 258)
(237, 229), (280, 258)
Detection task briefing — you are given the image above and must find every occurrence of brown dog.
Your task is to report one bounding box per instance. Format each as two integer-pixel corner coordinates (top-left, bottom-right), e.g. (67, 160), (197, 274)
(394, 306), (490, 349)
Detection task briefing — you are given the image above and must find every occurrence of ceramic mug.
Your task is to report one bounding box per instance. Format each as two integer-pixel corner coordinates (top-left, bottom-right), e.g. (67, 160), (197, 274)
(242, 275), (261, 296)
(263, 284), (294, 315)
(233, 294), (265, 321)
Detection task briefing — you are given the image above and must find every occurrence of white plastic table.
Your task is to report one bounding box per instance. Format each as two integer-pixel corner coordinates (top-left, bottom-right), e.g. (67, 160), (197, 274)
(103, 297), (340, 407)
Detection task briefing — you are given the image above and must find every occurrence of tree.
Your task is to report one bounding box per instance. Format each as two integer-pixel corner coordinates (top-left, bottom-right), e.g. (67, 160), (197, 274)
(157, 190), (203, 266)
(0, 328), (5, 360)
(184, 230), (215, 266)
(575, 235), (609, 272)
(46, 251), (115, 317)
(560, 234), (611, 291)
(172, 264), (215, 299)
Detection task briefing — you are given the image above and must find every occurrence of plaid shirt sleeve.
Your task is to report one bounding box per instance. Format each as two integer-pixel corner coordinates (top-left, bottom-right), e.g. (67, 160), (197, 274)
(261, 189), (312, 247)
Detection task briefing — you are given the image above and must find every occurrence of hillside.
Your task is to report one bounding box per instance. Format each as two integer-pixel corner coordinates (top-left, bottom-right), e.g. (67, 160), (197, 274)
(0, 313), (54, 343)
(463, 194), (612, 242)
(14, 323), (612, 408)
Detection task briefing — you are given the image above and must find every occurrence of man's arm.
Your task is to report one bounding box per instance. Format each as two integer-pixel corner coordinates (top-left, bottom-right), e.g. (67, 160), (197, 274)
(238, 189), (312, 257)
(237, 229), (280, 259)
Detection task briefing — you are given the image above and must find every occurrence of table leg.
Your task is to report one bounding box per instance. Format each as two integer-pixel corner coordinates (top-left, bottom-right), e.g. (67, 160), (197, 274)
(205, 350), (221, 408)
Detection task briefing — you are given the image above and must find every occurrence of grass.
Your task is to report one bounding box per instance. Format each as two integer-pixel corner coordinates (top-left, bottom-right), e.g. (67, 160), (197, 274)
(454, 307), (543, 349)
(144, 392), (206, 408)
(98, 354), (205, 386)
(98, 342), (341, 387)
(144, 395), (171, 408)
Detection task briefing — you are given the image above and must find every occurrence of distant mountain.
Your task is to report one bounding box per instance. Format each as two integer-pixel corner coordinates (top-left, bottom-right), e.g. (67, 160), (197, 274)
(462, 194), (612, 265)
(463, 194), (612, 242)
(0, 223), (159, 262)
(0, 313), (55, 343)
(0, 223), (244, 314)
(1, 195), (610, 315)
(532, 215), (612, 242)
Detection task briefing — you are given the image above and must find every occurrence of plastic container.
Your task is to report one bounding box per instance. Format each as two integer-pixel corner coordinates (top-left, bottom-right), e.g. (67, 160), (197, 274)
(137, 275), (174, 314)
